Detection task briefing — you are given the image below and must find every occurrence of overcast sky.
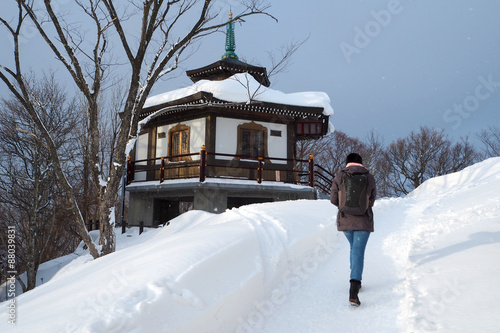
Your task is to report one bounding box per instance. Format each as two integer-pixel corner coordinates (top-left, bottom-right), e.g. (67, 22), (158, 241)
(2, 0), (500, 145)
(186, 0), (500, 144)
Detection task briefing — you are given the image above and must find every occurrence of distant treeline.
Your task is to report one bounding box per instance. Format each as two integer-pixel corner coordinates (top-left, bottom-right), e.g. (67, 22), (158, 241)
(297, 126), (500, 197)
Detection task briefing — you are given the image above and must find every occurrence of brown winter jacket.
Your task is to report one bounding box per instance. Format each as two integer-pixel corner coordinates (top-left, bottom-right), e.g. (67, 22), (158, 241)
(330, 164), (377, 232)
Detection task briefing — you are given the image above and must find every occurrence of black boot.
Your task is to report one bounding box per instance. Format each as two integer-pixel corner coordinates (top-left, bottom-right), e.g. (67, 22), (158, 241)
(349, 279), (362, 306)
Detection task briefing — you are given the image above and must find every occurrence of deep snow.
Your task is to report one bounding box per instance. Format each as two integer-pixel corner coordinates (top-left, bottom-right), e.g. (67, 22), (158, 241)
(143, 72), (334, 117)
(1, 157), (499, 332)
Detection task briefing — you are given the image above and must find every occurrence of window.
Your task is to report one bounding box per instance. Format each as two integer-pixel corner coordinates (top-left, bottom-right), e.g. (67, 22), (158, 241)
(168, 124), (190, 161)
(171, 130), (188, 156)
(296, 121), (323, 136)
(241, 129), (264, 157)
(270, 130), (282, 137)
(237, 122), (268, 158)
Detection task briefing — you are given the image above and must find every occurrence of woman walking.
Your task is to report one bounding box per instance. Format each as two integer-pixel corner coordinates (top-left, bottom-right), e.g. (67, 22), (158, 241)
(330, 153), (377, 306)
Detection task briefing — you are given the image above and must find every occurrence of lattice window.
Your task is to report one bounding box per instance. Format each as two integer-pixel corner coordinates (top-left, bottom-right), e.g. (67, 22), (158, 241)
(237, 122), (268, 158)
(169, 124), (190, 161)
(241, 129), (264, 157)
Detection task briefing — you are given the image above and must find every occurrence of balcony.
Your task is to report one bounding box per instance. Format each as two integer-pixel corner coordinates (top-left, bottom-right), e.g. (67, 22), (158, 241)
(127, 146), (334, 195)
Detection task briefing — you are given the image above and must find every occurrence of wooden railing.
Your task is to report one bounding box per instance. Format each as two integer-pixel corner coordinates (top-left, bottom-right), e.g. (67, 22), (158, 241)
(127, 146), (335, 195)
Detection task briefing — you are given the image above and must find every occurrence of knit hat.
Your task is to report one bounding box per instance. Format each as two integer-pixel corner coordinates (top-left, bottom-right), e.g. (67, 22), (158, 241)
(346, 153), (363, 165)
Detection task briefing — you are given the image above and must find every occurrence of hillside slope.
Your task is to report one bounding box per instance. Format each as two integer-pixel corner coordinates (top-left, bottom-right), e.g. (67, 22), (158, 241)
(1, 158), (499, 332)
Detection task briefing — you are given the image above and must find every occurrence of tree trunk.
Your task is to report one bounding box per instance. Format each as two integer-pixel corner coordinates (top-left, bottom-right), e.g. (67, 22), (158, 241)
(2, 0), (275, 259)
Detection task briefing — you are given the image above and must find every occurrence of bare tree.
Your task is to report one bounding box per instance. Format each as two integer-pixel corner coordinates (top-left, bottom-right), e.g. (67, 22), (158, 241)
(363, 130), (391, 197)
(0, 204), (12, 295)
(0, 2), (101, 258)
(431, 136), (479, 176)
(300, 126), (480, 198)
(229, 38), (306, 103)
(302, 130), (389, 197)
(315, 130), (366, 176)
(1, 1), (274, 257)
(384, 126), (461, 195)
(477, 126), (500, 158)
(0, 73), (80, 291)
(70, 83), (125, 227)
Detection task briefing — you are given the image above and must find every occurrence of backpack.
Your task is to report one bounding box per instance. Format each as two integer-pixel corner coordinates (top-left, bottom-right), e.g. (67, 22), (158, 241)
(338, 171), (370, 216)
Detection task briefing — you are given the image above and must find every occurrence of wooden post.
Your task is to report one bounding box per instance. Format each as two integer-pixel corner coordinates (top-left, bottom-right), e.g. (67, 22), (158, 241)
(122, 220), (126, 235)
(200, 145), (206, 182)
(257, 157), (263, 184)
(160, 157), (165, 183)
(139, 221), (144, 235)
(308, 154), (314, 187)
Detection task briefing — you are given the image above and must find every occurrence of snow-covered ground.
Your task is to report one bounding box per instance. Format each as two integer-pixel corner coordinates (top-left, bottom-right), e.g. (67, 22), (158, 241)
(1, 157), (499, 332)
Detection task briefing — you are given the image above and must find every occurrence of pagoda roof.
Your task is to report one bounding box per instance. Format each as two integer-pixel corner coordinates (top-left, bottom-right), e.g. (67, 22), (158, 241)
(143, 73), (332, 116)
(141, 90), (325, 120)
(140, 73), (333, 135)
(186, 58), (270, 87)
(185, 11), (271, 87)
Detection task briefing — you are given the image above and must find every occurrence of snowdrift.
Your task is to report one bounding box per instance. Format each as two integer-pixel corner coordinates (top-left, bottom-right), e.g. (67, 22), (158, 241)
(1, 201), (338, 332)
(1, 157), (499, 332)
(404, 157), (500, 332)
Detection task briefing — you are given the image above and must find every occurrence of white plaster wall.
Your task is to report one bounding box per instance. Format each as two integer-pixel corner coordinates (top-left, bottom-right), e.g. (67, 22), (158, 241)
(215, 117), (288, 164)
(134, 132), (149, 181)
(155, 118), (206, 162)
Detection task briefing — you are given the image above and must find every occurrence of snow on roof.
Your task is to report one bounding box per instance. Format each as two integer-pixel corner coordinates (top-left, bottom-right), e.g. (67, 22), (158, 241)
(144, 73), (334, 116)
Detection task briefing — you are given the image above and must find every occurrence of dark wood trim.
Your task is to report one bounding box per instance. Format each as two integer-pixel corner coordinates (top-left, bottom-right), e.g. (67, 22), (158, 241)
(140, 93), (325, 121)
(206, 115), (216, 153)
(141, 91), (212, 115)
(287, 122), (296, 183)
(145, 108), (293, 136)
(205, 115), (216, 176)
(147, 127), (157, 180)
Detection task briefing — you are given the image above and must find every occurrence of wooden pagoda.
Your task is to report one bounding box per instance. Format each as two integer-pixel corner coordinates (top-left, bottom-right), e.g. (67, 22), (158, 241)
(126, 12), (333, 226)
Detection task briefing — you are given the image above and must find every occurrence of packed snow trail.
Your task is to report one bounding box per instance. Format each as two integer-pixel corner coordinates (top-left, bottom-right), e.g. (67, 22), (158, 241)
(259, 197), (413, 333)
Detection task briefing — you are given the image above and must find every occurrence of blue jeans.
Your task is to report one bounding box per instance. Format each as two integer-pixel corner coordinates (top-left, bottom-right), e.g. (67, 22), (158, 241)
(343, 230), (370, 281)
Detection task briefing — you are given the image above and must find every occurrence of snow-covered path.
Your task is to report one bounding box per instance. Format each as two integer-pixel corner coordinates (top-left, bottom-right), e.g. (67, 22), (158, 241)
(259, 197), (413, 333)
